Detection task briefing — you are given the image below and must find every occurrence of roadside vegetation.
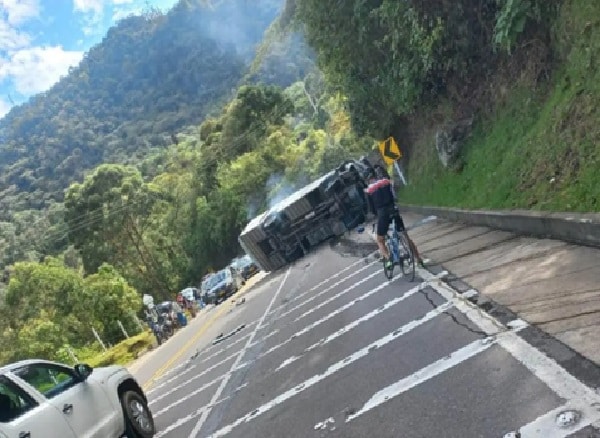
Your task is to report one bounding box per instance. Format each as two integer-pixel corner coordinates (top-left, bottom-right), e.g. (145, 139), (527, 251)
(290, 0), (599, 211)
(401, 0), (600, 212)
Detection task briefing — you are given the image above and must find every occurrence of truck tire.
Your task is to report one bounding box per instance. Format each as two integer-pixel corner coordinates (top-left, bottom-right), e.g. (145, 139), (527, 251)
(121, 390), (155, 438)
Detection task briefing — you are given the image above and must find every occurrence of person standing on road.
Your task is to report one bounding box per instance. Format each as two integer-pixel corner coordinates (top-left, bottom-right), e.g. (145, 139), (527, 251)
(364, 168), (424, 269)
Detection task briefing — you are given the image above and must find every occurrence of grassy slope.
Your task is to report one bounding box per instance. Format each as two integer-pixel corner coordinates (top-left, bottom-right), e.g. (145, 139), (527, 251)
(401, 0), (600, 212)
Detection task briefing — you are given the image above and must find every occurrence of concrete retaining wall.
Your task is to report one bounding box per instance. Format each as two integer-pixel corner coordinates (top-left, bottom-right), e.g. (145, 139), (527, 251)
(399, 205), (600, 248)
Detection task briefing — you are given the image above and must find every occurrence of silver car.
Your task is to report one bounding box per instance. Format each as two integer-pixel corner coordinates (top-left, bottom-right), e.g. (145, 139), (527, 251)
(0, 359), (154, 438)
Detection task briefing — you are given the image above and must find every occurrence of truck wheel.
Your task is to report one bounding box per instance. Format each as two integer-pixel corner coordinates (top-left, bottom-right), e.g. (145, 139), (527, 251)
(121, 390), (155, 438)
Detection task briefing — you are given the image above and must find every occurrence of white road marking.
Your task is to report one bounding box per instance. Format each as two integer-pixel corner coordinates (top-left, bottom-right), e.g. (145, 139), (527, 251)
(150, 349), (240, 406)
(153, 273), (446, 430)
(275, 284), (446, 372)
(153, 258), (379, 394)
(154, 271), (404, 404)
(346, 336), (495, 421)
(151, 259), (378, 395)
(154, 382), (249, 438)
(149, 327), (281, 397)
(150, 261), (377, 394)
(418, 266), (600, 436)
(147, 325), (257, 396)
(206, 303), (451, 437)
(497, 335), (600, 434)
(155, 377), (222, 416)
(508, 403), (600, 437)
(190, 266), (293, 437)
(257, 274), (404, 361)
(292, 270), (389, 323)
(279, 252), (377, 308)
(276, 356), (300, 372)
(159, 273), (418, 416)
(271, 262), (379, 322)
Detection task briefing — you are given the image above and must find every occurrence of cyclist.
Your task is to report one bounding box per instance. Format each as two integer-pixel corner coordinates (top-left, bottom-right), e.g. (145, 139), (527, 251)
(365, 168), (423, 269)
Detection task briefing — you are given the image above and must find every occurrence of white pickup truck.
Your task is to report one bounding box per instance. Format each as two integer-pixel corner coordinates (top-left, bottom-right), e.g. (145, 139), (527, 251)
(0, 359), (154, 438)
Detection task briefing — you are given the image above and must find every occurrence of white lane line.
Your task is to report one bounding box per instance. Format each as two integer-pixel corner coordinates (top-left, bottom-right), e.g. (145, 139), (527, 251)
(154, 377), (222, 416)
(148, 328), (280, 397)
(292, 270), (384, 323)
(497, 335), (600, 434)
(155, 382), (249, 438)
(153, 261), (379, 393)
(147, 326), (257, 396)
(153, 259), (378, 396)
(275, 356), (300, 372)
(276, 296), (453, 373)
(190, 266), (292, 437)
(418, 266), (600, 435)
(205, 303), (451, 437)
(282, 252), (377, 306)
(154, 274), (446, 426)
(508, 403), (600, 437)
(346, 337), (495, 422)
(257, 274), (403, 361)
(150, 349), (240, 406)
(270, 261), (379, 321)
(160, 273), (413, 413)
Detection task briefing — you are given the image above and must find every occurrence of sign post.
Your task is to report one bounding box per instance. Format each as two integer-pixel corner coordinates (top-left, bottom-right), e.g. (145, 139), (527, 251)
(378, 137), (407, 185)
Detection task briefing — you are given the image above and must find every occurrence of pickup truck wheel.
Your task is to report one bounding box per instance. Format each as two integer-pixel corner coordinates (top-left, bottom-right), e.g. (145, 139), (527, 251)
(121, 390), (155, 438)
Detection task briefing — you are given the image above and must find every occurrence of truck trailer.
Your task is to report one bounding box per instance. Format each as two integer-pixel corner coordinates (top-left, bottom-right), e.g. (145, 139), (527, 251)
(238, 158), (375, 272)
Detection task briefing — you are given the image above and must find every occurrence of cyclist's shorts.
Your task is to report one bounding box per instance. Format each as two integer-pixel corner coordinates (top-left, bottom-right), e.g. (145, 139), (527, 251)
(376, 206), (405, 236)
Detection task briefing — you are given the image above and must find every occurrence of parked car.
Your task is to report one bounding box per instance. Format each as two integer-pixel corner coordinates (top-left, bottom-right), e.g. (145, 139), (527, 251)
(230, 255), (260, 282)
(179, 287), (198, 302)
(202, 267), (241, 305)
(0, 359), (154, 438)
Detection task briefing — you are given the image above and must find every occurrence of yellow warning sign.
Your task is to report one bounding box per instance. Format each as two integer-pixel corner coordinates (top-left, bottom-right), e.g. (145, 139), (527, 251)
(378, 137), (402, 165)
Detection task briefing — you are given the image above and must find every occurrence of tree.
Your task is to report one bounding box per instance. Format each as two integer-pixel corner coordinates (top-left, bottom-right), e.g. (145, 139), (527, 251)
(82, 264), (142, 344)
(0, 258), (143, 362)
(64, 164), (168, 294)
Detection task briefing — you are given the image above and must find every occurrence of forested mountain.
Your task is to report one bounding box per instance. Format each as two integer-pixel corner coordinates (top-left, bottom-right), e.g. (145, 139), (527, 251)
(0, 0), (281, 216)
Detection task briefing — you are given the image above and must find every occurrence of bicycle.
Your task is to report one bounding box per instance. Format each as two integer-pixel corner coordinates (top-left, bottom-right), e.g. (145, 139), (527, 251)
(382, 212), (416, 282)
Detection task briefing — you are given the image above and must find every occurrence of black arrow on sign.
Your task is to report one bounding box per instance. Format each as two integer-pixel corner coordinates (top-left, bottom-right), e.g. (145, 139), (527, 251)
(383, 138), (400, 160)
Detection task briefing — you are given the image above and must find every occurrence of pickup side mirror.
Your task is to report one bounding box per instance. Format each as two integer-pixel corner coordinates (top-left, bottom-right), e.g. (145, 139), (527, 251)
(74, 363), (93, 381)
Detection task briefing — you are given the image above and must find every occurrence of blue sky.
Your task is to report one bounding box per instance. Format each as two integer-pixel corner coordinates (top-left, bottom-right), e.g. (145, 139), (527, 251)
(0, 0), (179, 118)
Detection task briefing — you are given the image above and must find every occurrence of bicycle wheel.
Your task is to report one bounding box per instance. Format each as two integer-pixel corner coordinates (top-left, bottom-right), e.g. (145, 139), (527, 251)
(399, 233), (416, 282)
(383, 237), (394, 280)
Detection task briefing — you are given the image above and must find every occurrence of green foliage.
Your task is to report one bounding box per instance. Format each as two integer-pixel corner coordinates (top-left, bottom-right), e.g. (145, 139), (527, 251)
(493, 0), (547, 53)
(82, 264), (143, 344)
(0, 258), (142, 364)
(0, 0), (283, 274)
(292, 0), (501, 136)
(84, 330), (154, 368)
(64, 164), (170, 295)
(402, 0), (600, 213)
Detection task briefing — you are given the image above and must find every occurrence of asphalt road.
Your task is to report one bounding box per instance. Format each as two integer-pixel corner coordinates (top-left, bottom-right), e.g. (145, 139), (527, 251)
(139, 240), (600, 438)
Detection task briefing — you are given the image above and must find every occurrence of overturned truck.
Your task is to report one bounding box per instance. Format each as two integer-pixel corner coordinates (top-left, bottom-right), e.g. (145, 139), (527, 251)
(239, 159), (375, 272)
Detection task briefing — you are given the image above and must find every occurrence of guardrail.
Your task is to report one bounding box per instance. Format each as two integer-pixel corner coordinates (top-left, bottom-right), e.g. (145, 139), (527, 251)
(399, 204), (600, 249)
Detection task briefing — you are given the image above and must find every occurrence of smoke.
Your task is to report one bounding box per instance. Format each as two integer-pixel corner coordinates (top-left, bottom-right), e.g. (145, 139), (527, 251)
(265, 174), (292, 210)
(199, 0), (283, 60)
(246, 197), (261, 221)
(265, 171), (312, 210)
